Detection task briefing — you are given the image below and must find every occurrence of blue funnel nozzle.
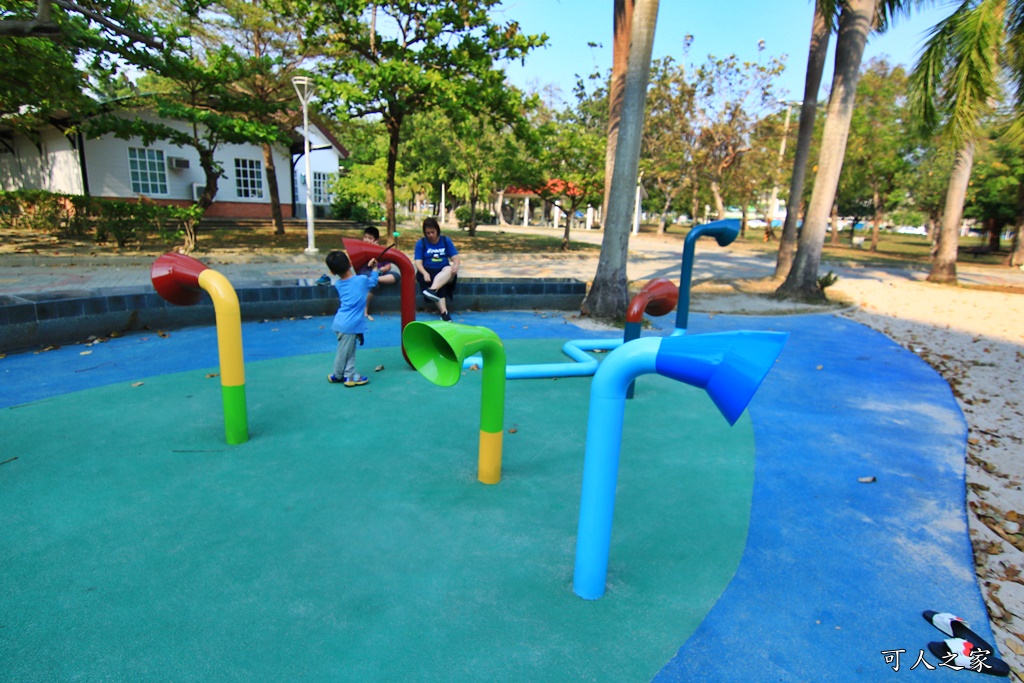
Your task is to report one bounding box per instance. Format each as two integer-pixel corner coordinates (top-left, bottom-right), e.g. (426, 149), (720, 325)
(656, 331), (788, 425)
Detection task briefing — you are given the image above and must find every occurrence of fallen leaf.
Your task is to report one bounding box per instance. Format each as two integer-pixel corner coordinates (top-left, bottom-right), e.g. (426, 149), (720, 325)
(508, 428), (518, 434)
(374, 365), (384, 372)
(468, 364), (480, 371)
(205, 373), (219, 379)
(131, 381), (144, 387)
(1004, 638), (1024, 656)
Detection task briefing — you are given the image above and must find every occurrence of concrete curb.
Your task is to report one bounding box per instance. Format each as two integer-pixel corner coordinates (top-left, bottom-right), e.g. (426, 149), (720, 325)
(0, 277), (586, 353)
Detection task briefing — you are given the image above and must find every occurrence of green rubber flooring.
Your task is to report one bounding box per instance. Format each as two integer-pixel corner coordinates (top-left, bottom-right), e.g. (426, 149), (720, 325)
(2, 339), (755, 682)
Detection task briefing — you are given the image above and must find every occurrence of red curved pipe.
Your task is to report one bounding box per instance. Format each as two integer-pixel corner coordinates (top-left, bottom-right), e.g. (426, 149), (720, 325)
(626, 278), (679, 323)
(341, 237), (416, 366)
(151, 252), (209, 306)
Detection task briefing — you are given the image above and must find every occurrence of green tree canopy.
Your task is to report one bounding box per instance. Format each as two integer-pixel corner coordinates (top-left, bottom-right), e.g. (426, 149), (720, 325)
(298, 0), (545, 233)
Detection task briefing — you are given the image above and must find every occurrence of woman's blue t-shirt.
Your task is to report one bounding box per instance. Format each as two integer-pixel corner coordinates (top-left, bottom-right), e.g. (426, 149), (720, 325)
(414, 235), (458, 273)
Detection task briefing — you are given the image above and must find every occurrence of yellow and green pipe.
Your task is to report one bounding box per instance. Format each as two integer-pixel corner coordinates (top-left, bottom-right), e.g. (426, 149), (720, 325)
(151, 253), (249, 445)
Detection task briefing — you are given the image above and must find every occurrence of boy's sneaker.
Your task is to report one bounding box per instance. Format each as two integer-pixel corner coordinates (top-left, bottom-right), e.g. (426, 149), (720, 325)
(422, 288), (441, 302)
(315, 274), (331, 286)
(327, 374), (345, 383)
(344, 375), (369, 387)
(440, 312), (452, 322)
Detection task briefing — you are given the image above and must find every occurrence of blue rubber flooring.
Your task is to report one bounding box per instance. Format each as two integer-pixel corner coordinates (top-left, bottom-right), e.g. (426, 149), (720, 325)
(0, 309), (989, 681)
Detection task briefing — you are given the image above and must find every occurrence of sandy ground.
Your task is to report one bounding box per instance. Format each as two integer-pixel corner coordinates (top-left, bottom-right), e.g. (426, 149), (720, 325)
(688, 269), (1024, 679)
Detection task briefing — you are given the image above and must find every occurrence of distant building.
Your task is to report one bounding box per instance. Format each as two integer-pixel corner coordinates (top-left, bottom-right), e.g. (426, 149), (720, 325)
(0, 110), (347, 220)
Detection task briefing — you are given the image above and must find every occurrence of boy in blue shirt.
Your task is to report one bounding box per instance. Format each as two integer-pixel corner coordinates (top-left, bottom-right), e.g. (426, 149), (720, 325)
(325, 250), (378, 387)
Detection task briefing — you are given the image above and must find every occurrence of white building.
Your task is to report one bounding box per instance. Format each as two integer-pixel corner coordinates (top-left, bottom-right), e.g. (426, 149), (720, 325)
(0, 110), (347, 220)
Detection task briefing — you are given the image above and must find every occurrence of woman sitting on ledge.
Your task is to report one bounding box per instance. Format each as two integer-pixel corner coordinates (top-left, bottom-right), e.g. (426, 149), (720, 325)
(414, 217), (459, 322)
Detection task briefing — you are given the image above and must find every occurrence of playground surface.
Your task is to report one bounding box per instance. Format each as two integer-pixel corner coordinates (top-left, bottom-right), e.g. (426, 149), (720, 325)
(0, 304), (993, 681)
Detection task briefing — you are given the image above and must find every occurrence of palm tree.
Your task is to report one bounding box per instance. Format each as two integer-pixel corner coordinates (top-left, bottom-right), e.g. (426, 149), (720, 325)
(777, 0), (878, 301)
(773, 1), (833, 280)
(583, 0), (658, 318)
(599, 0), (635, 228)
(775, 0), (934, 297)
(909, 0), (1012, 284)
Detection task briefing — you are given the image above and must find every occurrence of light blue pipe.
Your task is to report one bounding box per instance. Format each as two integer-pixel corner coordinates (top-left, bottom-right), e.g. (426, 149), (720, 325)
(572, 330), (788, 600)
(572, 338), (660, 599)
(462, 338), (622, 379)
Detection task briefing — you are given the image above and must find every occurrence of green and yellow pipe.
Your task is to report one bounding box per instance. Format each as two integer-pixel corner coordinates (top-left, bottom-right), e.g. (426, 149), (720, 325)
(402, 321), (506, 484)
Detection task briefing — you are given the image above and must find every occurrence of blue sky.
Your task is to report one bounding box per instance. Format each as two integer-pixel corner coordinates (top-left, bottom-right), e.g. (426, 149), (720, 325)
(495, 0), (957, 107)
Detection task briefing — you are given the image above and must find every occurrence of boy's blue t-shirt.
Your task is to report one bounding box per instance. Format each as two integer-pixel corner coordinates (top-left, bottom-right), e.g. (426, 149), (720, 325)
(414, 235), (458, 272)
(331, 271), (379, 334)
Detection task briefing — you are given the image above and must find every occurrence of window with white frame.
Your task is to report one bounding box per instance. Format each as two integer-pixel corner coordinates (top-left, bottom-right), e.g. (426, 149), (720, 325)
(127, 147), (168, 195)
(234, 158), (264, 198)
(312, 171), (333, 204)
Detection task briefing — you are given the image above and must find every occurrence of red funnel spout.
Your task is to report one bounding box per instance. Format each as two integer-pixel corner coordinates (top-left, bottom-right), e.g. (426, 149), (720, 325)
(341, 237), (417, 366)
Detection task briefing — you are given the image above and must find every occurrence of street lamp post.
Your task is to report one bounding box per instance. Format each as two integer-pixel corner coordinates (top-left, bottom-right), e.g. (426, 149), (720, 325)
(632, 171), (644, 235)
(292, 76), (318, 255)
(768, 100), (795, 226)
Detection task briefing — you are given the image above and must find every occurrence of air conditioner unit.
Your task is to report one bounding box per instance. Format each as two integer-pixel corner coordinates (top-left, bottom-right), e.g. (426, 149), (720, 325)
(168, 156), (190, 170)
(191, 183), (204, 202)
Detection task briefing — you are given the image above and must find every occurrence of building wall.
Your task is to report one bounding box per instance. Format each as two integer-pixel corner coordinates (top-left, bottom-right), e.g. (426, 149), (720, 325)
(82, 113), (294, 208)
(292, 126), (342, 218)
(0, 128), (83, 194)
(1, 112), (323, 222)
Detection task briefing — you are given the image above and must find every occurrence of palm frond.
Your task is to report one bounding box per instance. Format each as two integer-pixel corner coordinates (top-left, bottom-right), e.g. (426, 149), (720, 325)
(816, 0), (841, 32)
(874, 0), (944, 31)
(943, 0), (1005, 145)
(908, 1), (969, 133)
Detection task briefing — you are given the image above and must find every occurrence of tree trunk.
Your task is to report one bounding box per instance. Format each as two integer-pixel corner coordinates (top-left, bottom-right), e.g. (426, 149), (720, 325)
(710, 180), (725, 221)
(262, 142), (285, 235)
(987, 218), (1001, 251)
(777, 0), (874, 302)
(562, 205), (573, 249)
(870, 187), (881, 252)
(774, 4), (830, 280)
(600, 0), (636, 229)
(496, 189), (509, 225)
(830, 202), (840, 244)
(928, 141), (974, 284)
(1008, 182), (1024, 267)
(468, 178), (479, 237)
(384, 112), (403, 236)
(690, 182), (699, 225)
(583, 0), (658, 318)
(657, 192), (673, 234)
(1008, 223), (1024, 267)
